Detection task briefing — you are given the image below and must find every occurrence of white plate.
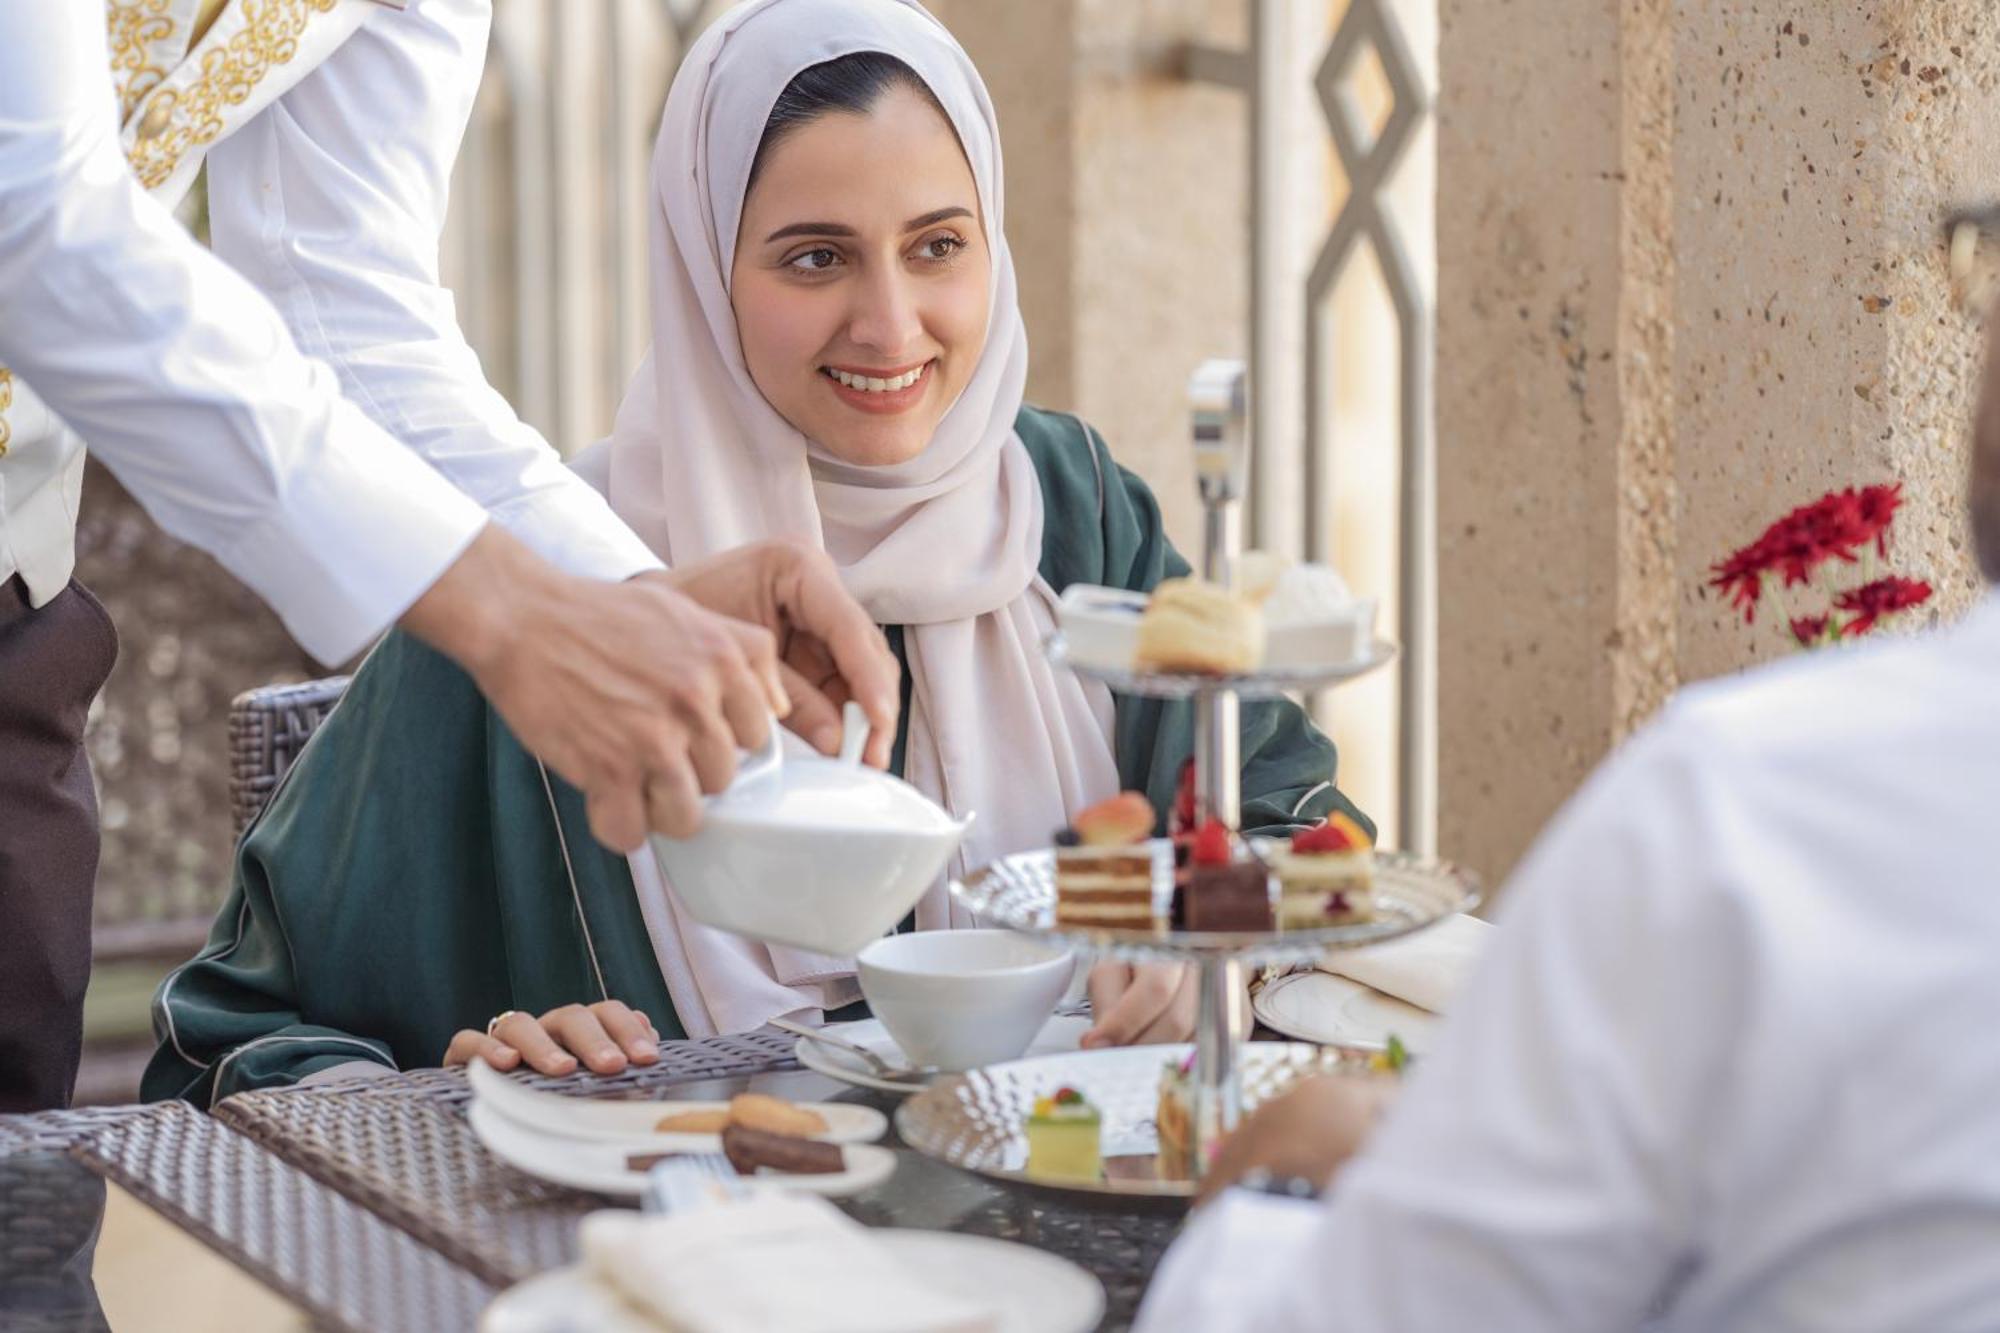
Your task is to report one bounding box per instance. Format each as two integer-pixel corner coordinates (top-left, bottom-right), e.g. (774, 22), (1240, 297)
(481, 1229), (1105, 1333)
(467, 1058), (887, 1146)
(1252, 969), (1438, 1054)
(467, 1101), (897, 1200)
(793, 1014), (1093, 1096)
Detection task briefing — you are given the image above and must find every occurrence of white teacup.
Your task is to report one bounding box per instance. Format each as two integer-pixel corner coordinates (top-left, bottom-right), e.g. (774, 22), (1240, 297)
(856, 930), (1074, 1073)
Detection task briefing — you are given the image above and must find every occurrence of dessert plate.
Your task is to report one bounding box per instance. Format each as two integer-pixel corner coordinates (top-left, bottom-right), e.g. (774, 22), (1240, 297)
(1251, 970), (1438, 1055)
(793, 1014), (1092, 1096)
(480, 1230), (1105, 1333)
(467, 1101), (896, 1201)
(467, 1057), (887, 1146)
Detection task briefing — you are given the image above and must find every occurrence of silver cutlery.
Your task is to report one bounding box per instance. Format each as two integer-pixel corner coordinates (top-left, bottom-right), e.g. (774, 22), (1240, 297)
(769, 1018), (933, 1085)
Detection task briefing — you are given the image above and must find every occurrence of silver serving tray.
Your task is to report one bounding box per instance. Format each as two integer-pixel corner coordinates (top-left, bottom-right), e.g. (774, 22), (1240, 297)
(1045, 631), (1398, 700)
(952, 843), (1480, 967)
(895, 1042), (1389, 1204)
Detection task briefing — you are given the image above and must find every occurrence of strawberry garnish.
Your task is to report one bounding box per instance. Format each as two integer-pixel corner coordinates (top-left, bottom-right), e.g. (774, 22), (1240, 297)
(1191, 819), (1232, 866)
(1291, 812), (1372, 854)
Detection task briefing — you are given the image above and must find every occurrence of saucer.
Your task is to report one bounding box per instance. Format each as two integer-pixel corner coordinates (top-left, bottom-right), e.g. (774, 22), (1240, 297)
(792, 1014), (1092, 1096)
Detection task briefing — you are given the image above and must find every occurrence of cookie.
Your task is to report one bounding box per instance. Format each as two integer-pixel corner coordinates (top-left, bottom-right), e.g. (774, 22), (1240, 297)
(652, 1108), (731, 1134)
(727, 1092), (828, 1137)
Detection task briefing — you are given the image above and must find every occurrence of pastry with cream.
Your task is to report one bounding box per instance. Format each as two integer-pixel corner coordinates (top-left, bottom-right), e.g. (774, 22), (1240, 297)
(1133, 577), (1264, 675)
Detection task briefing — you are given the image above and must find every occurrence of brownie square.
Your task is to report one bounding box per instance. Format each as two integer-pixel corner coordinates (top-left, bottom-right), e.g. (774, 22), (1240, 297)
(1183, 860), (1273, 931)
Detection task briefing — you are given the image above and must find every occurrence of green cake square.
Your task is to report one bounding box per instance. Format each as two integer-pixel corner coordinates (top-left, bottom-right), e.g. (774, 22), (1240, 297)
(1024, 1087), (1102, 1182)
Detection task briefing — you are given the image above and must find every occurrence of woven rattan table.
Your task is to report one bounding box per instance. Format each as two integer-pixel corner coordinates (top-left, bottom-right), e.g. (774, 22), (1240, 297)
(1, 1101), (494, 1333)
(5, 1031), (1175, 1331)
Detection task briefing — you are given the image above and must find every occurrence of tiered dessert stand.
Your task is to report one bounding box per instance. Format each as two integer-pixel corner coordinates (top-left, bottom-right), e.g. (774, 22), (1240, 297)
(909, 362), (1479, 1197)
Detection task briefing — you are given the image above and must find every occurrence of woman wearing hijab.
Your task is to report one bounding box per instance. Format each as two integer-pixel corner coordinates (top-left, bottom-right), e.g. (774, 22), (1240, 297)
(144, 0), (1368, 1105)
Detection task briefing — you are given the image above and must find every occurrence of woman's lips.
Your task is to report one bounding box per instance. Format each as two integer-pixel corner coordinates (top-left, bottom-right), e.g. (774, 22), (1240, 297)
(820, 360), (933, 416)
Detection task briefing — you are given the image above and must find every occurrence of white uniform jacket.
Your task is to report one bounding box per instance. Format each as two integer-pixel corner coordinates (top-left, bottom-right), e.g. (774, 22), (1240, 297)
(0, 0), (660, 662)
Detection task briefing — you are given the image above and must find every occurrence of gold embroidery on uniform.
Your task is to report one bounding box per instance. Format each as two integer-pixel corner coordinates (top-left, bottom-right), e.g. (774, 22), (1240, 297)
(126, 0), (343, 192)
(107, 0), (181, 121)
(0, 367), (14, 459)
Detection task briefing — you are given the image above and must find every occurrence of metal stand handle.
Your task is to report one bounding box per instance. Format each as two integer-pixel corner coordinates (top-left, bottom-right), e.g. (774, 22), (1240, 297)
(1186, 361), (1252, 1176)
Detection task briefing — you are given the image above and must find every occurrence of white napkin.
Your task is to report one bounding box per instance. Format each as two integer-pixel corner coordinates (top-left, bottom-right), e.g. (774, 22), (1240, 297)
(1320, 913), (1492, 1014)
(580, 1197), (997, 1333)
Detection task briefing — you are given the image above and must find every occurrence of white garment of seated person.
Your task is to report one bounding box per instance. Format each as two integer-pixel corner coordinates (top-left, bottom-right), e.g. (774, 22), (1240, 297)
(1139, 588), (2000, 1333)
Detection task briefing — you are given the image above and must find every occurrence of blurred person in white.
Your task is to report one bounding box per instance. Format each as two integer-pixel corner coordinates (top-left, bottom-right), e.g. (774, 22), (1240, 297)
(1136, 314), (2000, 1331)
(0, 0), (897, 1113)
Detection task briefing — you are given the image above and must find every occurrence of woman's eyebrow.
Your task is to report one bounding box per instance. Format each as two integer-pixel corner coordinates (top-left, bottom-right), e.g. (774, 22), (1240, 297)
(761, 206), (973, 245)
(764, 220), (855, 243)
(902, 205), (973, 231)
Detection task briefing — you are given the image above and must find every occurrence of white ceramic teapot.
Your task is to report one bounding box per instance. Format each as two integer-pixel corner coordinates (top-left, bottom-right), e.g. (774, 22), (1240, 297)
(647, 704), (974, 956)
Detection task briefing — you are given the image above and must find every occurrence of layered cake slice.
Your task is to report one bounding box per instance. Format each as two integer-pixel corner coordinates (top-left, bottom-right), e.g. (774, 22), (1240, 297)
(1054, 792), (1158, 930)
(1270, 812), (1377, 929)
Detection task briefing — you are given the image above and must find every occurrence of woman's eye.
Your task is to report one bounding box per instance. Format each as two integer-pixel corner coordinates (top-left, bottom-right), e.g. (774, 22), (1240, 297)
(916, 234), (966, 264)
(786, 247), (841, 273)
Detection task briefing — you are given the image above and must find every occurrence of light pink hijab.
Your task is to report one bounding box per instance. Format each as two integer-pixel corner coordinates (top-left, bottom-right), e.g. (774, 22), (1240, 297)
(600, 0), (1119, 1036)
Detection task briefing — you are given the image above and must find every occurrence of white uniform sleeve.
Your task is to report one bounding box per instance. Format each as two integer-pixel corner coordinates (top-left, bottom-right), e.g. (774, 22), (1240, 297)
(0, 0), (490, 665)
(203, 0), (664, 585)
(1138, 713), (1743, 1332)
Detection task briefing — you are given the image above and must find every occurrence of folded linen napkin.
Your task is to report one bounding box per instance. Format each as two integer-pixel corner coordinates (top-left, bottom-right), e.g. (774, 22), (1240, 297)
(580, 1196), (997, 1333)
(1319, 912), (1492, 1014)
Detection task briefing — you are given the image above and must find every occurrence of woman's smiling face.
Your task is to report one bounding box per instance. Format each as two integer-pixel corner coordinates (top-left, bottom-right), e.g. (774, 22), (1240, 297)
(730, 83), (992, 468)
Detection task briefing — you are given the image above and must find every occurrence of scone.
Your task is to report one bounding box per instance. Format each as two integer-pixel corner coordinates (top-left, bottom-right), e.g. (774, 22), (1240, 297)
(1134, 578), (1264, 675)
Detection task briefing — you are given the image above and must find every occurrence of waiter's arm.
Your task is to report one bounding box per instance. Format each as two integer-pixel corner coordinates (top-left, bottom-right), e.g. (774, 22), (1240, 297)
(0, 0), (492, 663)
(0, 2), (845, 849)
(203, 0), (665, 586)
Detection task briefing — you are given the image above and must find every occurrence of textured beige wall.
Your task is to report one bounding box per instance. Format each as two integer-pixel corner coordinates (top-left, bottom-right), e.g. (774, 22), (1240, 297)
(1440, 0), (1992, 889)
(931, 0), (1249, 553)
(1436, 1), (1636, 885)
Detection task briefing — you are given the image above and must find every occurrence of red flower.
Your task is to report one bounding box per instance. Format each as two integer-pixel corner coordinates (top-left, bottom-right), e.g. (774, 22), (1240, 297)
(1854, 483), (1903, 557)
(1709, 544), (1768, 621)
(1789, 614), (1831, 646)
(1709, 483), (1905, 624)
(1833, 575), (1932, 636)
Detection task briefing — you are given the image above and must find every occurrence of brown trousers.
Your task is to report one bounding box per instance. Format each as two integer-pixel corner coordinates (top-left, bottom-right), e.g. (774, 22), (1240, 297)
(0, 576), (117, 1111)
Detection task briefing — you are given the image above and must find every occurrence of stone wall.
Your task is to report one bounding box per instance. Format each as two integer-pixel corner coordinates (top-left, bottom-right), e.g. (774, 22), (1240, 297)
(1438, 0), (1993, 888)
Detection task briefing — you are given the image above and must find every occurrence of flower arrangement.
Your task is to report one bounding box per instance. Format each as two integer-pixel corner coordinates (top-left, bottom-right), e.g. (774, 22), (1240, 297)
(1708, 483), (1932, 648)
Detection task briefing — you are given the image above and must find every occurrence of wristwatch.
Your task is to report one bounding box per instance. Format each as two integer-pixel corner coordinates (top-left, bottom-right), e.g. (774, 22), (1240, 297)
(1233, 1166), (1324, 1202)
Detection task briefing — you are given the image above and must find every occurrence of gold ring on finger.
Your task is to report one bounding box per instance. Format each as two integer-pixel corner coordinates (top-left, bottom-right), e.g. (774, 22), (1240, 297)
(485, 1009), (522, 1037)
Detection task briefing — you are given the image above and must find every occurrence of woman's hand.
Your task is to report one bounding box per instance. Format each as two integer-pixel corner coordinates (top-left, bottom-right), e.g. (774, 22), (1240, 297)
(1081, 962), (1201, 1047)
(1194, 1075), (1398, 1207)
(443, 1000), (661, 1076)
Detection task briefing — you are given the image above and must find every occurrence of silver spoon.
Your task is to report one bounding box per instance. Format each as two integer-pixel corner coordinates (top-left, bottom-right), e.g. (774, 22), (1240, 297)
(770, 1018), (932, 1086)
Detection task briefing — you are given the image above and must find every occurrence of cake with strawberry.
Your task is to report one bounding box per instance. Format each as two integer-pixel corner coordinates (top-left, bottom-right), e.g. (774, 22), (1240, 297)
(1270, 812), (1376, 929)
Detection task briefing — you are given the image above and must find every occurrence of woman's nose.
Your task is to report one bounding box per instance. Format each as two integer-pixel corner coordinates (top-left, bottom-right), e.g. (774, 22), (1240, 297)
(846, 269), (924, 357)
